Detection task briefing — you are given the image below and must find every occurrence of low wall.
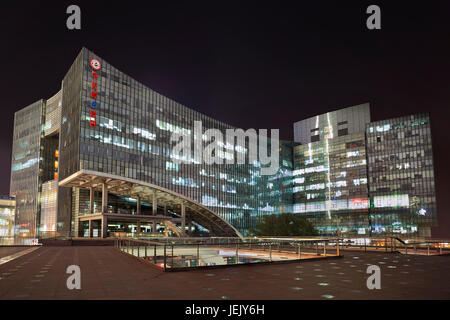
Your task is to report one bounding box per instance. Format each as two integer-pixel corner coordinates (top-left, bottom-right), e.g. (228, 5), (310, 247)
(40, 238), (115, 246)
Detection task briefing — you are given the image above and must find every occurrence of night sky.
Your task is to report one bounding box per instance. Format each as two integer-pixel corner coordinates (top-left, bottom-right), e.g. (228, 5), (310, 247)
(1, 1), (449, 237)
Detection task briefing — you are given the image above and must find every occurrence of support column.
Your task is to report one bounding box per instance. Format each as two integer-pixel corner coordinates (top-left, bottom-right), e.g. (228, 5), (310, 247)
(181, 202), (186, 237)
(89, 187), (94, 214)
(102, 182), (108, 213)
(152, 193), (157, 215)
(164, 204), (168, 216)
(153, 221), (158, 233)
(137, 196), (141, 215)
(188, 220), (192, 235)
(137, 221), (141, 233)
(88, 219), (93, 238)
(101, 216), (107, 238)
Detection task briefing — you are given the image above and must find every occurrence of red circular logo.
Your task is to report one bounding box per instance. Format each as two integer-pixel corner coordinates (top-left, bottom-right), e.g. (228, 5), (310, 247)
(90, 58), (102, 70)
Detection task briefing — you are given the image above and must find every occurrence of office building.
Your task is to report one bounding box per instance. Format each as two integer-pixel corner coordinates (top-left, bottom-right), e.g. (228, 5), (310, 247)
(366, 113), (437, 236)
(9, 48), (438, 238)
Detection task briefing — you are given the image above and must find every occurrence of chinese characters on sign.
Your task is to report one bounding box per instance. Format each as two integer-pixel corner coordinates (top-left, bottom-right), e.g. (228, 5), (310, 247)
(89, 58), (101, 127)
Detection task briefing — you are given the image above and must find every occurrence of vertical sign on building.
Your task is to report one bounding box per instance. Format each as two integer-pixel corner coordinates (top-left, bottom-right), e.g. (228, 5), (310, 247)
(89, 58), (101, 127)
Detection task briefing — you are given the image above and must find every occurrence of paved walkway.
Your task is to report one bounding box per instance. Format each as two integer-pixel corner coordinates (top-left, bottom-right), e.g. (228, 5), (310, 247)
(0, 247), (33, 259)
(0, 246), (449, 299)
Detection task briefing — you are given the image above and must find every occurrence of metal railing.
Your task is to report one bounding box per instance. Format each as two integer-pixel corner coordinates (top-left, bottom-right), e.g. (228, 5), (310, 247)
(31, 232), (450, 257)
(335, 237), (450, 256)
(115, 237), (342, 271)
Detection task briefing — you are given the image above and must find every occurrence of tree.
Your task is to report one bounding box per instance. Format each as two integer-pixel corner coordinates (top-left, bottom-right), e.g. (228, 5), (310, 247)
(250, 213), (318, 236)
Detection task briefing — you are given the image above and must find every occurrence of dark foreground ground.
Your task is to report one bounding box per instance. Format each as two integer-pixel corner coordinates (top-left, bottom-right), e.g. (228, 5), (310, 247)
(0, 246), (449, 299)
(0, 246), (33, 259)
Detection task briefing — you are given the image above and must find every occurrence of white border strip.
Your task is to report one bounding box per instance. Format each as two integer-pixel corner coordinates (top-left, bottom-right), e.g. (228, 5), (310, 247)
(0, 247), (40, 266)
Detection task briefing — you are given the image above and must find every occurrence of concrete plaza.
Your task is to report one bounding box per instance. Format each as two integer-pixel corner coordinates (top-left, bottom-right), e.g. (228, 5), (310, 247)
(0, 246), (449, 299)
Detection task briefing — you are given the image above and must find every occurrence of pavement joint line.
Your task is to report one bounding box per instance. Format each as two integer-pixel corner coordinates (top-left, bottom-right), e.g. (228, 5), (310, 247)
(1, 247), (448, 299)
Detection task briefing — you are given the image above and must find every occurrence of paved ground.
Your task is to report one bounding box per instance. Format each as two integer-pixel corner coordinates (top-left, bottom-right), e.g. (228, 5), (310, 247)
(0, 246), (449, 299)
(0, 247), (30, 259)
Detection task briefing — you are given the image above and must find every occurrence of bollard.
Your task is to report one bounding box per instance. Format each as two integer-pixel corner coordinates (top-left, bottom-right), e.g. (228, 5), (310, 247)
(316, 242), (319, 256)
(154, 245), (157, 263)
(323, 241), (326, 257)
(427, 245), (430, 256)
(145, 245), (147, 258)
(137, 244), (140, 258)
(298, 243), (301, 259)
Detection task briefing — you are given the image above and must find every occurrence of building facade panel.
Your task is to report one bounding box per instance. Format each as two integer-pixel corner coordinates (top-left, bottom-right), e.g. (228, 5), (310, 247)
(293, 103), (371, 145)
(10, 100), (44, 237)
(44, 90), (62, 137)
(39, 180), (58, 232)
(366, 113), (437, 236)
(293, 132), (370, 235)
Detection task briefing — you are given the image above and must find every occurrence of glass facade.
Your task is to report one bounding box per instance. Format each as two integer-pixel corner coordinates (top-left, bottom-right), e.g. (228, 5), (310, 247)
(39, 180), (58, 232)
(366, 113), (437, 236)
(293, 133), (370, 235)
(10, 89), (64, 236)
(44, 90), (62, 137)
(10, 100), (44, 237)
(293, 103), (371, 144)
(0, 197), (15, 237)
(62, 48), (291, 234)
(9, 48), (439, 237)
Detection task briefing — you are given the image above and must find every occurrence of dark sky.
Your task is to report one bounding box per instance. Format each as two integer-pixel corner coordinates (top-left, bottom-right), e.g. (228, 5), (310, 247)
(1, 1), (449, 237)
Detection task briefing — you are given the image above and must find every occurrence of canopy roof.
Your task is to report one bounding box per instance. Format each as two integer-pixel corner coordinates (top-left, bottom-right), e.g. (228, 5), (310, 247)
(59, 169), (242, 238)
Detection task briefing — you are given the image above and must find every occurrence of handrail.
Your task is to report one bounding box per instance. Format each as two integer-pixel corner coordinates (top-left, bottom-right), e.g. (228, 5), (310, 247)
(115, 236), (343, 271)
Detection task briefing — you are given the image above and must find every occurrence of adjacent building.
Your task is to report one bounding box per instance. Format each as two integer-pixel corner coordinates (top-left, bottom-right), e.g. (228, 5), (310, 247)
(9, 48), (438, 238)
(0, 196), (15, 237)
(292, 105), (437, 237)
(366, 113), (437, 236)
(292, 105), (371, 235)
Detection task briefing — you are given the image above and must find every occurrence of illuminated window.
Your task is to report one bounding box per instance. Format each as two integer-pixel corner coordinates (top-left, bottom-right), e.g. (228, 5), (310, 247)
(165, 162), (179, 172)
